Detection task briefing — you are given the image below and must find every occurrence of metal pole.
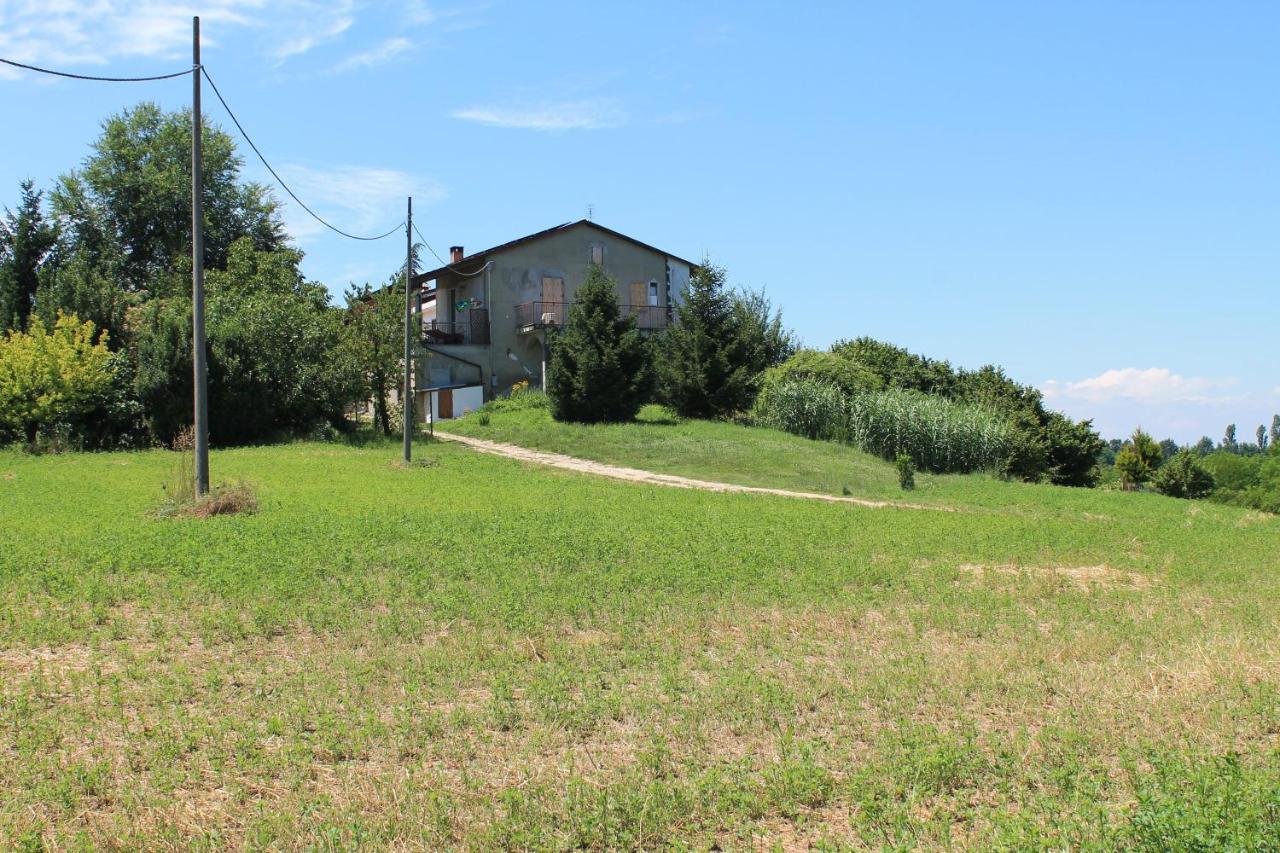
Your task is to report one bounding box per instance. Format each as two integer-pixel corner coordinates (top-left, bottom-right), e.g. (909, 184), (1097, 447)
(402, 196), (413, 462)
(191, 16), (210, 496)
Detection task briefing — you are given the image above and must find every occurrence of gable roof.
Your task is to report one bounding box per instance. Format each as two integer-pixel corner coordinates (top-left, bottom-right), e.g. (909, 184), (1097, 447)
(411, 219), (696, 288)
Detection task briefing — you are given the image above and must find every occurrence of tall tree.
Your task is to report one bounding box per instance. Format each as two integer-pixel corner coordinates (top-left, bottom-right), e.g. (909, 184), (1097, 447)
(547, 265), (651, 423)
(1258, 424), (1269, 454)
(658, 261), (757, 418)
(1115, 427), (1163, 490)
(50, 102), (283, 296)
(343, 282), (405, 436)
(0, 180), (58, 332)
(1272, 415), (1280, 448)
(1222, 423), (1238, 453)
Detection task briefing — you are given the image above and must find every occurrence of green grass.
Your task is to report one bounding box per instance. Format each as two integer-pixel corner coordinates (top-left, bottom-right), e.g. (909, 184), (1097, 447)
(1, 431), (1279, 848)
(442, 403), (931, 500)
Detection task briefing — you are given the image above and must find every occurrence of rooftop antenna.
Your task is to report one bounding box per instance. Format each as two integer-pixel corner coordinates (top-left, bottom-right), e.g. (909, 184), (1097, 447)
(587, 203), (594, 221)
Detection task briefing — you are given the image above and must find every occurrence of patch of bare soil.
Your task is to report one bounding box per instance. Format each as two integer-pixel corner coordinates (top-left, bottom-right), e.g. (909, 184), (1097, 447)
(958, 562), (1153, 590)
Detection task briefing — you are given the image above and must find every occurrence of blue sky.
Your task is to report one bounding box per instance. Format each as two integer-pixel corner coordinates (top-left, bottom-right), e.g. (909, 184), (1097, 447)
(2, 1), (1277, 442)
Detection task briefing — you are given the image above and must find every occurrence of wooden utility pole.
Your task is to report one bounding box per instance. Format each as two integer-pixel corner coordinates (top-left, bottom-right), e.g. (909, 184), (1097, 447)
(403, 196), (413, 462)
(192, 16), (210, 495)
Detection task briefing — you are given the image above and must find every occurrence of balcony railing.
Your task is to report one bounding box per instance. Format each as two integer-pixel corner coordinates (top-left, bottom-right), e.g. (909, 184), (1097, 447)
(516, 301), (671, 331)
(421, 319), (489, 346)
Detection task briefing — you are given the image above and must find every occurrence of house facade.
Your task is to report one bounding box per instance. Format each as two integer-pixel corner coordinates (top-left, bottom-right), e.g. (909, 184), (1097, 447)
(409, 219), (693, 419)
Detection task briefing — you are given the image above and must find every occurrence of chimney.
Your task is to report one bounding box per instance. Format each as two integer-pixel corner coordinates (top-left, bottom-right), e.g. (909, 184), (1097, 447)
(450, 246), (464, 264)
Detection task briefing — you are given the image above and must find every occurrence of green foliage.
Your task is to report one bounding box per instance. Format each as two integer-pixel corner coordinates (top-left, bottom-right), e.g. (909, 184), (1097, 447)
(895, 452), (916, 490)
(50, 102), (283, 294)
(547, 265), (651, 423)
(657, 261), (758, 418)
(1115, 428), (1163, 490)
(750, 376), (846, 441)
(758, 349), (882, 400)
(753, 378), (1013, 473)
(829, 337), (1102, 485)
(730, 287), (797, 379)
(0, 314), (116, 445)
(1153, 450), (1216, 499)
(342, 281), (405, 436)
(0, 180), (58, 333)
(133, 240), (358, 445)
(1127, 752), (1280, 850)
(1201, 452), (1260, 494)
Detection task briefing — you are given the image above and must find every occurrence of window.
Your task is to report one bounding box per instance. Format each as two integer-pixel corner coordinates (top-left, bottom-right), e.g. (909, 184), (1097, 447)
(590, 245), (604, 266)
(648, 281), (659, 306)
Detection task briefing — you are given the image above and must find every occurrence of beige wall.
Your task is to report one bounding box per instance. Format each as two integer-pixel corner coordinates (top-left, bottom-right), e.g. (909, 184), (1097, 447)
(421, 223), (691, 396)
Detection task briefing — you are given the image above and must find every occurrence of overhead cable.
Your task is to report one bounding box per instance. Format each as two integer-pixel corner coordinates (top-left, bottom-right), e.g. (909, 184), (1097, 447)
(201, 66), (403, 242)
(0, 56), (193, 82)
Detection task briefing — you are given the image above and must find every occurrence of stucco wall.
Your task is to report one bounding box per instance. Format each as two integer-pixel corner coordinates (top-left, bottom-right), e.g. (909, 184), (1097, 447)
(425, 223), (691, 396)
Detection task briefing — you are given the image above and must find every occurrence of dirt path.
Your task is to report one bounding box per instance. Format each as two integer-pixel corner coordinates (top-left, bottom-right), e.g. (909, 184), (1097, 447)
(436, 432), (950, 511)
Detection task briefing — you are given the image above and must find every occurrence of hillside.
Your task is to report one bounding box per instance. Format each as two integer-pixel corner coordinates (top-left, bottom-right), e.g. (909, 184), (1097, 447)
(1, 438), (1278, 847)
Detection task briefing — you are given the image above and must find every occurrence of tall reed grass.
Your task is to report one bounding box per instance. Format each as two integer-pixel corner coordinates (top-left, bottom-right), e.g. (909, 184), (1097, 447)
(753, 379), (1013, 473)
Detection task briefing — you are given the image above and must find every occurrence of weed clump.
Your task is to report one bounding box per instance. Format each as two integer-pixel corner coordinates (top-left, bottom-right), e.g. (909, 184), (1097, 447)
(157, 428), (258, 518)
(896, 452), (916, 491)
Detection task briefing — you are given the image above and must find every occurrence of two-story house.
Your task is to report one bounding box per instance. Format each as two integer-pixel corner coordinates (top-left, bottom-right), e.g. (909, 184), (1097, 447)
(409, 219), (694, 420)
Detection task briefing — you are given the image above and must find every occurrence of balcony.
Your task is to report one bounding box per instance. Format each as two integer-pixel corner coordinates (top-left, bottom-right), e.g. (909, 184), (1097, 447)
(516, 301), (671, 332)
(421, 319), (489, 346)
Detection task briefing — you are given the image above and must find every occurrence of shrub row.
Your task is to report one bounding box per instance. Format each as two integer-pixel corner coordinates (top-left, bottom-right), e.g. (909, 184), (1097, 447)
(752, 378), (1014, 473)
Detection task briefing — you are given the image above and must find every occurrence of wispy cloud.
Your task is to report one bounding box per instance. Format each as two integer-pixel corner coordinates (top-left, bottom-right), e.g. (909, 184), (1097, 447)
(274, 164), (447, 242)
(0, 0), (464, 75)
(330, 37), (413, 73)
(1042, 368), (1239, 405)
(451, 98), (626, 131)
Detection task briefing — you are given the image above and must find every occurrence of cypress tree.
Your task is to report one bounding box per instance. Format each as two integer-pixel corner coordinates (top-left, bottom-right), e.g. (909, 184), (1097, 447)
(546, 265), (651, 423)
(657, 261), (755, 418)
(0, 180), (58, 332)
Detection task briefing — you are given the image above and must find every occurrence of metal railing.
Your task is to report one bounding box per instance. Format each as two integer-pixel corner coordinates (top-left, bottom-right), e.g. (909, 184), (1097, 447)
(515, 301), (671, 331)
(421, 319), (489, 346)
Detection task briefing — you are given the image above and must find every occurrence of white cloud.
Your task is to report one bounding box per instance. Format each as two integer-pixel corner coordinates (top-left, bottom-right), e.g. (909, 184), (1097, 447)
(1042, 368), (1238, 405)
(451, 98), (626, 131)
(0, 0), (459, 74)
(0, 1), (259, 67)
(274, 164), (447, 242)
(330, 36), (413, 73)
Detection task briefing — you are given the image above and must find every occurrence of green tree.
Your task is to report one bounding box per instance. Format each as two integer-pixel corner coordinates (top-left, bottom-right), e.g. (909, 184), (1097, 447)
(1043, 411), (1106, 487)
(547, 265), (651, 423)
(134, 239), (358, 445)
(1257, 424), (1268, 454)
(1271, 415), (1279, 448)
(1153, 450), (1216, 499)
(731, 287), (797, 382)
(1222, 424), (1237, 453)
(50, 102), (283, 296)
(1193, 436), (1215, 456)
(343, 281), (405, 436)
(1115, 427), (1162, 490)
(658, 261), (757, 418)
(0, 314), (115, 444)
(0, 180), (59, 332)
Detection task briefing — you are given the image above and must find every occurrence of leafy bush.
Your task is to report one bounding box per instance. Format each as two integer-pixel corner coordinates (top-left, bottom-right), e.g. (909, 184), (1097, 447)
(757, 349), (882, 401)
(753, 378), (1013, 473)
(829, 337), (1103, 485)
(1153, 450), (1216, 499)
(895, 452), (916, 490)
(0, 313), (116, 446)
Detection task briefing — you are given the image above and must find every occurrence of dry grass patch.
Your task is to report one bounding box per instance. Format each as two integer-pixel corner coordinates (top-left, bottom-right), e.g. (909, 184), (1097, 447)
(958, 562), (1153, 590)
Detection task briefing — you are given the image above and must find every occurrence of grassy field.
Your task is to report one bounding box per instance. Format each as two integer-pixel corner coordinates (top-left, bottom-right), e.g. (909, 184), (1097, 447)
(2, 427), (1279, 848)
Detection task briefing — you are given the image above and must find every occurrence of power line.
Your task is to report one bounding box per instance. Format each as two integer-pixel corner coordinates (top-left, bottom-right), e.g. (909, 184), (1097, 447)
(200, 66), (403, 242)
(0, 56), (192, 82)
(412, 221), (492, 277)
